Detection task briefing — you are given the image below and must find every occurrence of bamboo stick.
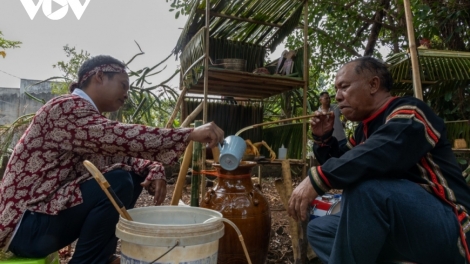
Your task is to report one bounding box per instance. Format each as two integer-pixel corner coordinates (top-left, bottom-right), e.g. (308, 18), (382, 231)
(275, 174), (301, 264)
(170, 142), (194, 205)
(235, 112), (329, 136)
(301, 2), (310, 262)
(191, 120), (203, 207)
(181, 102), (203, 128)
(211, 146), (220, 163)
(281, 160), (302, 263)
(83, 160), (133, 221)
(445, 120), (470, 124)
(165, 87), (187, 128)
(403, 0), (423, 100)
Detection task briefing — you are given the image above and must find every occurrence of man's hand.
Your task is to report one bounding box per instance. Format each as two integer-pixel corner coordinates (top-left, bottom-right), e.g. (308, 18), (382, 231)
(141, 179), (167, 205)
(310, 111), (335, 137)
(187, 122), (224, 148)
(288, 176), (318, 221)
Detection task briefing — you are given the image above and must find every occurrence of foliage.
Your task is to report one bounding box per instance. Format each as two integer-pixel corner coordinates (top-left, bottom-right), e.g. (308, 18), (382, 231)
(0, 31), (21, 58)
(116, 43), (181, 127)
(283, 0), (470, 122)
(51, 45), (91, 95)
(166, 0), (196, 19)
(166, 0), (470, 161)
(0, 43), (181, 163)
(47, 42), (181, 127)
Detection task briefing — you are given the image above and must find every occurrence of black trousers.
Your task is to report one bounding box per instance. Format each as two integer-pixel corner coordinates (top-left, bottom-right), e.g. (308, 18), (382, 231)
(307, 178), (465, 264)
(9, 169), (144, 264)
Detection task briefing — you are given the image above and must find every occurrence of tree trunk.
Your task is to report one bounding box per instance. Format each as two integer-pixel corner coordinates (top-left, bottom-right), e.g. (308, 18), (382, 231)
(363, 0), (391, 56)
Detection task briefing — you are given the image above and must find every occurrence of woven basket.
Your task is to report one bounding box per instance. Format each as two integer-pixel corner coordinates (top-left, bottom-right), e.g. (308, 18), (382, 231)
(454, 139), (468, 149)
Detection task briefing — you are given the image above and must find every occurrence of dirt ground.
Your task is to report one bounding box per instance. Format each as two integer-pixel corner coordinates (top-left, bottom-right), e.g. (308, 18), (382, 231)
(59, 176), (322, 264)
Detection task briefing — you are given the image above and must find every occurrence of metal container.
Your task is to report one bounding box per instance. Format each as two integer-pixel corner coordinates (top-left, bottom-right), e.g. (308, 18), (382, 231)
(215, 58), (247, 71)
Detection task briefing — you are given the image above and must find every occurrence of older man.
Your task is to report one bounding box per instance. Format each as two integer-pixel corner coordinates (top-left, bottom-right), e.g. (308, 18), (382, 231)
(288, 57), (470, 263)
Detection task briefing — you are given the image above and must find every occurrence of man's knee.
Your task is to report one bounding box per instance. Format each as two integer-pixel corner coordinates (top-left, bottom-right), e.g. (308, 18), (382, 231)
(307, 214), (340, 245)
(104, 169), (134, 205)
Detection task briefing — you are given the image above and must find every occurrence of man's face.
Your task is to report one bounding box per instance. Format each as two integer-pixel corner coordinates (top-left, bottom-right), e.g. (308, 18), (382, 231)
(319, 94), (331, 107)
(334, 62), (376, 121)
(100, 72), (130, 113)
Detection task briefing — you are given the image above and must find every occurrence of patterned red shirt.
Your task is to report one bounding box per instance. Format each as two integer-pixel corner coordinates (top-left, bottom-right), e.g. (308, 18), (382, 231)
(0, 95), (192, 249)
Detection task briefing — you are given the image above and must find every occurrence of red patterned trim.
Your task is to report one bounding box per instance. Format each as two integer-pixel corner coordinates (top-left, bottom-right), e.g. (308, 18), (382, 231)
(420, 157), (470, 262)
(80, 64), (126, 85)
(420, 157), (446, 199)
(362, 97), (398, 124)
(317, 166), (332, 188)
(387, 109), (439, 145)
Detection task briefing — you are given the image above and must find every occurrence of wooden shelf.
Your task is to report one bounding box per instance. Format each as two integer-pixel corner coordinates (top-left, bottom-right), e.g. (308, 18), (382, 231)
(185, 67), (305, 99)
(452, 148), (470, 153)
(205, 159), (306, 166)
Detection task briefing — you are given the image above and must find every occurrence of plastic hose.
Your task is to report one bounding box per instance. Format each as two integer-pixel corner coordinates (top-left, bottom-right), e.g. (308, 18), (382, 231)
(204, 217), (252, 264)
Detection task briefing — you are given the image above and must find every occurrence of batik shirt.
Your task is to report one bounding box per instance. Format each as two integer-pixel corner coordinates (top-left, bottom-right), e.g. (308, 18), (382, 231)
(0, 95), (192, 250)
(311, 96), (470, 262)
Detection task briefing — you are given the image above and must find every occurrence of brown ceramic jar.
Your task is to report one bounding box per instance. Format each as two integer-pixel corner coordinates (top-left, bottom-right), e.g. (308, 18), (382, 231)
(200, 161), (271, 264)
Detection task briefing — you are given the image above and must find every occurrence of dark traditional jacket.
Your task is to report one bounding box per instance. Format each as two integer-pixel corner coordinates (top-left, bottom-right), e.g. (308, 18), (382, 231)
(311, 96), (470, 262)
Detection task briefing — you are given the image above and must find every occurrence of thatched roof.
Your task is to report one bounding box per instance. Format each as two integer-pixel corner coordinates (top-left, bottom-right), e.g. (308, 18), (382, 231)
(387, 49), (470, 95)
(389, 49), (470, 82)
(174, 0), (305, 55)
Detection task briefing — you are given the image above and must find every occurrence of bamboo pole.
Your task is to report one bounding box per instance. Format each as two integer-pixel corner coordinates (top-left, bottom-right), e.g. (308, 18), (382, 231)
(83, 160), (133, 221)
(403, 0), (423, 100)
(280, 160), (302, 263)
(170, 142), (193, 205)
(181, 102), (203, 128)
(235, 112), (328, 136)
(191, 120), (203, 206)
(300, 2), (310, 262)
(165, 87), (187, 128)
(302, 0), (309, 178)
(302, 1), (309, 171)
(200, 0), (210, 201)
(170, 103), (202, 206)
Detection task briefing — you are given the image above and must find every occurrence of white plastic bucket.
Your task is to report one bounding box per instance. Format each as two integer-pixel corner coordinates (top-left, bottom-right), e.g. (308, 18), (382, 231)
(116, 206), (224, 264)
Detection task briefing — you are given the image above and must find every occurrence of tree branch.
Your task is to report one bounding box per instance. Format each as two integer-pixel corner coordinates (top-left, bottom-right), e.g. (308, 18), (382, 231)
(310, 27), (361, 57)
(364, 0), (391, 56)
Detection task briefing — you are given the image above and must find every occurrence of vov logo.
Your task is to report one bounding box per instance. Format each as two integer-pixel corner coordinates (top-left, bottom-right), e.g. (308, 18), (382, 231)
(20, 0), (91, 20)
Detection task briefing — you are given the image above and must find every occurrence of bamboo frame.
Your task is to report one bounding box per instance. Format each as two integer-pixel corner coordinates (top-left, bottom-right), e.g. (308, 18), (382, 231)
(191, 120), (203, 207)
(235, 112), (326, 136)
(403, 0), (423, 100)
(195, 9), (284, 28)
(165, 87), (187, 128)
(170, 142), (193, 205)
(302, 0), (308, 179)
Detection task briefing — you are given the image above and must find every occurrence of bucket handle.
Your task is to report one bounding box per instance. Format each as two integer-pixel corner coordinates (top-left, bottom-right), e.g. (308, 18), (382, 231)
(149, 240), (179, 264)
(203, 217), (253, 264)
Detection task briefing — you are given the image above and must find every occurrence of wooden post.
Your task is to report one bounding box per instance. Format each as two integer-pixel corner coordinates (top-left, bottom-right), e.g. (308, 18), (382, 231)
(274, 179), (302, 260)
(181, 102), (203, 128)
(280, 160), (303, 263)
(200, 0), (211, 201)
(170, 142), (193, 205)
(165, 87), (187, 128)
(403, 0), (423, 100)
(302, 0), (309, 171)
